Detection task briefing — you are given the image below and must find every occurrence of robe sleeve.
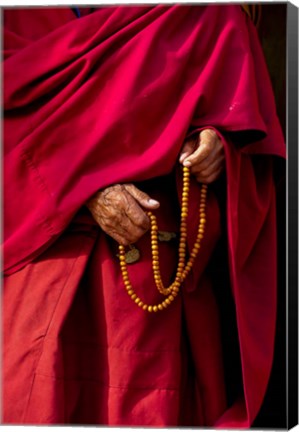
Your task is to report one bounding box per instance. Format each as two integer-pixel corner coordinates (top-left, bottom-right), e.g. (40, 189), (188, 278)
(3, 5), (285, 274)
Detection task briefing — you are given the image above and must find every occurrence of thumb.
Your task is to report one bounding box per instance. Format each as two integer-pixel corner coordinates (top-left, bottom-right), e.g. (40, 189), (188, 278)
(179, 138), (195, 164)
(124, 184), (160, 209)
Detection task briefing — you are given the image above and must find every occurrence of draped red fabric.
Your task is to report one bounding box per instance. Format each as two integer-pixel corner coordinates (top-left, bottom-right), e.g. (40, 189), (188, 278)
(3, 5), (285, 428)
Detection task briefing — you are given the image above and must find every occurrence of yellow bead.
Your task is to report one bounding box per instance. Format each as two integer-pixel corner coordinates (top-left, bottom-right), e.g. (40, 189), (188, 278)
(118, 174), (208, 313)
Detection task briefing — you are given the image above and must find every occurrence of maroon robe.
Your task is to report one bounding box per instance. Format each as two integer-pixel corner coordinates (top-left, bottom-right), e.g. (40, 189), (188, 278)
(3, 5), (285, 427)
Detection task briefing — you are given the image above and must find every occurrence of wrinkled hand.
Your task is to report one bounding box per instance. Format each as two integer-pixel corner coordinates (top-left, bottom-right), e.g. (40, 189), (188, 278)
(179, 129), (225, 183)
(86, 184), (160, 246)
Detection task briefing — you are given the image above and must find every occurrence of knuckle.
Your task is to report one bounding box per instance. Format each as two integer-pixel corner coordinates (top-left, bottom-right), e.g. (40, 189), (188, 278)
(205, 128), (217, 139)
(139, 214), (150, 229)
(206, 173), (217, 183)
(127, 233), (139, 244)
(200, 167), (210, 177)
(119, 238), (130, 246)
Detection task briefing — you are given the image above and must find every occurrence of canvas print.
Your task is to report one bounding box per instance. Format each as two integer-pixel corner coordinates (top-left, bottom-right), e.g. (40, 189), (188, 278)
(2, 3), (293, 429)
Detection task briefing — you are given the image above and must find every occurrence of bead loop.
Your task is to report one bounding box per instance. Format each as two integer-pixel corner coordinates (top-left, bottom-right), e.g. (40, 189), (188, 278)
(118, 167), (207, 312)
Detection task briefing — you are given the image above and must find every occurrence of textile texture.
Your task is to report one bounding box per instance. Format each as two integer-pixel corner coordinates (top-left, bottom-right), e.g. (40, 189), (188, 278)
(3, 5), (285, 427)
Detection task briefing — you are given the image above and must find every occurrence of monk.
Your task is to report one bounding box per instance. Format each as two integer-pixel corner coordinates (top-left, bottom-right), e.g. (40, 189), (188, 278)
(3, 4), (286, 427)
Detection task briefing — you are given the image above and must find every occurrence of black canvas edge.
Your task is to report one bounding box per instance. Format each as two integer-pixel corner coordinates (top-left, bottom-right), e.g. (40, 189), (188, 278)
(287, 2), (298, 430)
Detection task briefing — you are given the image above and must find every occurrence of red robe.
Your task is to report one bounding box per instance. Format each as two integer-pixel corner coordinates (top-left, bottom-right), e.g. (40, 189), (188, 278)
(3, 5), (285, 427)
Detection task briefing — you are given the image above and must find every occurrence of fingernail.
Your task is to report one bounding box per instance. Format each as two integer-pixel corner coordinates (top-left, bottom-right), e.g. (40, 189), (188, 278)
(183, 160), (191, 167)
(149, 199), (159, 206)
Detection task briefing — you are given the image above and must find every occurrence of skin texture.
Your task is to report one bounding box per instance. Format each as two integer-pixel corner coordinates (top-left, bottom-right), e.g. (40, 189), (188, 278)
(86, 129), (224, 245)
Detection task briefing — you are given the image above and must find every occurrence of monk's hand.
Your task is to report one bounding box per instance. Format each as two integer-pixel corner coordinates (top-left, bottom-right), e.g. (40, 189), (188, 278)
(179, 129), (225, 183)
(86, 184), (160, 246)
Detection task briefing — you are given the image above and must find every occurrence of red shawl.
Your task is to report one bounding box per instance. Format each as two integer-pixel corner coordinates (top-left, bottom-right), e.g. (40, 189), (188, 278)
(3, 5), (285, 427)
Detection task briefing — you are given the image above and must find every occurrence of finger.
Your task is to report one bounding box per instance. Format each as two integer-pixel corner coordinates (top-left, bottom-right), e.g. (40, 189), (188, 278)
(189, 146), (218, 172)
(121, 192), (151, 232)
(124, 184), (160, 210)
(113, 221), (147, 244)
(179, 138), (195, 164)
(191, 153), (225, 176)
(195, 165), (224, 184)
(88, 186), (150, 236)
(108, 230), (131, 246)
(183, 129), (218, 167)
(104, 210), (148, 245)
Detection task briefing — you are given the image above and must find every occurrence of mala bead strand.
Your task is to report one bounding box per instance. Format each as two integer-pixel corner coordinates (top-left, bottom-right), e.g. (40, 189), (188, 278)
(147, 166), (190, 297)
(181, 183), (207, 280)
(118, 167), (207, 312)
(119, 245), (177, 312)
(148, 212), (166, 294)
